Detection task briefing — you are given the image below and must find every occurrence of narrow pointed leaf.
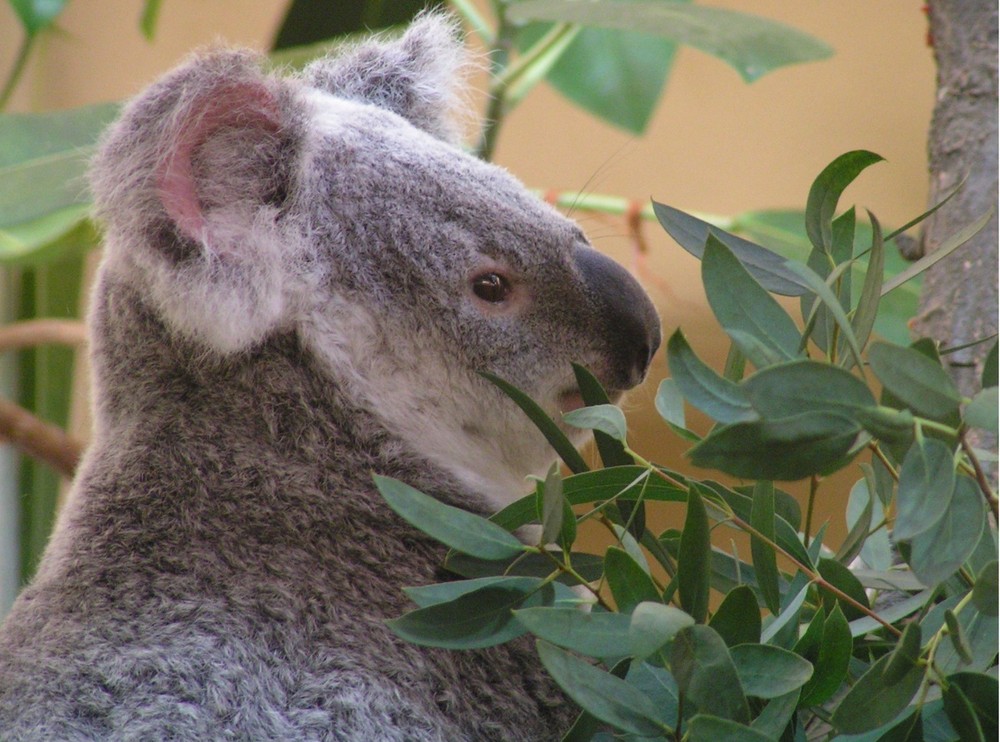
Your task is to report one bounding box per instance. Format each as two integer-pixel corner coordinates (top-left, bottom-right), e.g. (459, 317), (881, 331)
(908, 476), (986, 586)
(783, 260), (865, 369)
(507, 1), (833, 84)
(678, 486), (711, 623)
(540, 463), (565, 545)
(514, 606), (631, 658)
(710, 586), (761, 647)
(852, 210), (886, 354)
(750, 480), (781, 615)
(703, 236), (801, 367)
(655, 378), (701, 441)
(882, 622), (923, 685)
(750, 691), (800, 739)
(653, 201), (809, 295)
(536, 641), (672, 737)
(798, 605), (852, 706)
(481, 372), (589, 473)
(982, 340), (998, 388)
(805, 150), (885, 253)
(817, 558), (870, 621)
(666, 330), (757, 424)
(831, 651), (924, 733)
(374, 475), (525, 560)
(572, 363), (634, 466)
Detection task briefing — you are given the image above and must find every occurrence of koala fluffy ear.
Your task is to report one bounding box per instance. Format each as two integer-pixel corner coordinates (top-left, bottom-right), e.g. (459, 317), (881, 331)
(303, 12), (468, 143)
(92, 49), (303, 354)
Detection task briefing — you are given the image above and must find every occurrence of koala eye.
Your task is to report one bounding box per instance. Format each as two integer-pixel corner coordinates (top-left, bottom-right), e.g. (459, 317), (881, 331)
(472, 272), (511, 303)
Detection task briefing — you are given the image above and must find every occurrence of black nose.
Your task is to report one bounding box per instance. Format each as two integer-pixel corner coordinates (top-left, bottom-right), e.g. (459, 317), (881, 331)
(575, 248), (661, 389)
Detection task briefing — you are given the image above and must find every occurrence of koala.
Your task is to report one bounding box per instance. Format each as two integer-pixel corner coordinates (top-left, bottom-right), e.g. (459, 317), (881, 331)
(0, 14), (660, 741)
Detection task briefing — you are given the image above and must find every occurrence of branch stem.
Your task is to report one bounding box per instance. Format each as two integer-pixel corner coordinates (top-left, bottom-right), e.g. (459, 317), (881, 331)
(0, 33), (35, 111)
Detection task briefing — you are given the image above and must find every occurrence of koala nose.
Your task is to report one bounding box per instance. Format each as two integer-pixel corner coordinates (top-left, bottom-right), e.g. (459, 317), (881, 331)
(575, 247), (662, 390)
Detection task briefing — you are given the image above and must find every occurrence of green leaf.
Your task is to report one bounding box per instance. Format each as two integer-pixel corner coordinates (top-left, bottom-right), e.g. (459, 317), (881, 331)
(730, 644), (813, 699)
(908, 475), (986, 586)
(625, 662), (680, 729)
(605, 546), (661, 614)
(946, 672), (998, 740)
(373, 475), (525, 560)
(687, 715), (773, 742)
(751, 691), (800, 739)
(710, 585), (761, 647)
(572, 363), (634, 466)
(404, 575), (558, 608)
(854, 406), (916, 445)
(982, 340), (998, 388)
(934, 607), (998, 674)
(881, 622), (923, 685)
(817, 557), (870, 621)
(563, 404), (628, 442)
(480, 372), (589, 474)
(536, 641), (672, 737)
(882, 209), (994, 296)
(749, 480), (781, 616)
(666, 330), (757, 424)
(670, 625), (750, 722)
(0, 205), (97, 267)
(507, 0), (833, 83)
(845, 476), (892, 571)
(628, 601), (695, 660)
(514, 606), (631, 658)
(9, 0), (70, 34)
(702, 236), (802, 368)
(517, 22), (680, 134)
(965, 387), (999, 432)
(783, 259), (865, 369)
(0, 103), (120, 228)
(971, 560), (998, 616)
(831, 651), (925, 734)
(678, 486), (711, 623)
(444, 550), (603, 585)
(688, 411), (859, 481)
(944, 608), (974, 664)
(798, 605), (851, 706)
(140, 0), (162, 40)
(652, 201), (809, 295)
(943, 683), (985, 741)
(539, 463), (565, 545)
(388, 581), (552, 648)
(760, 582), (808, 644)
(869, 342), (963, 423)
(744, 359), (875, 419)
(805, 150), (885, 253)
(654, 378), (700, 441)
(895, 438), (957, 541)
(852, 210), (886, 353)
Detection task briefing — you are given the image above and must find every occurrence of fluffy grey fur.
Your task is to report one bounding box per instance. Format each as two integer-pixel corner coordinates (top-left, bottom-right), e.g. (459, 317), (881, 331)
(0, 14), (660, 741)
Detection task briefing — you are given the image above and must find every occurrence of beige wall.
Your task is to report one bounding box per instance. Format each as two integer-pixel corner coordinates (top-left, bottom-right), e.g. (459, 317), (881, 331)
(1, 2), (936, 539)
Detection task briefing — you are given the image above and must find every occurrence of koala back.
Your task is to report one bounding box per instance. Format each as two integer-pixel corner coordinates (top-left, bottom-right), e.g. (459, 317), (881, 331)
(0, 12), (660, 741)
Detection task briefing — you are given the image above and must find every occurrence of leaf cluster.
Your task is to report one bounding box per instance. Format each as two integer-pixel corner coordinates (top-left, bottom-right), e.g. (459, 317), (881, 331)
(376, 152), (998, 741)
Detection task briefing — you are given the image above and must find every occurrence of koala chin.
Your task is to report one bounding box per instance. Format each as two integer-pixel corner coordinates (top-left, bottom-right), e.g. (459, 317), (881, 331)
(0, 12), (660, 742)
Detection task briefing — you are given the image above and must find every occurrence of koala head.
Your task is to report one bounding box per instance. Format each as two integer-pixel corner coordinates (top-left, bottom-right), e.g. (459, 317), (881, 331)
(90, 13), (661, 510)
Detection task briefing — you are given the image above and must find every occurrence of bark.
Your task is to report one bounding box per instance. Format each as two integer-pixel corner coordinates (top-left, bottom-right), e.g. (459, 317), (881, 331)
(913, 1), (998, 402)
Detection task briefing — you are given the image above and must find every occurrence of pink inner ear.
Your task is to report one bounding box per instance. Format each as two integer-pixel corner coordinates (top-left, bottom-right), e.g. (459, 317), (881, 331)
(157, 82), (282, 243)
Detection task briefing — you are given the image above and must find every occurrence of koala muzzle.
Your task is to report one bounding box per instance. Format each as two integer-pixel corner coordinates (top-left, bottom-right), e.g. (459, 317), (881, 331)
(575, 248), (662, 390)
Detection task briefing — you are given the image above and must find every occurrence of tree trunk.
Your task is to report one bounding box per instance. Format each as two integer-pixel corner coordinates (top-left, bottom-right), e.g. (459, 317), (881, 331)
(913, 0), (998, 405)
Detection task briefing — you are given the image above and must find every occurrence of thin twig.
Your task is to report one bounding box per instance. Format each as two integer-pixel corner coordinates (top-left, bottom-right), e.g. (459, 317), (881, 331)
(0, 34), (35, 111)
(0, 319), (87, 351)
(0, 395), (84, 478)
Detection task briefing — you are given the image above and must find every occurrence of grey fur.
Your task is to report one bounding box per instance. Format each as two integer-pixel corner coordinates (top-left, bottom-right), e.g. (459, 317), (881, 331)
(0, 14), (660, 741)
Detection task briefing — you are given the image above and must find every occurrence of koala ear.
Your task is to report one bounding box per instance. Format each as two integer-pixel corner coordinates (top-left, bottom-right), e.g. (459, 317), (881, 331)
(303, 12), (468, 143)
(91, 49), (303, 354)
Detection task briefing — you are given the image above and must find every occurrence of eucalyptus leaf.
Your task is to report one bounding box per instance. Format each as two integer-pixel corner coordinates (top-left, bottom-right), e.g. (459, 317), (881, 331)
(628, 601), (695, 660)
(798, 605), (852, 707)
(869, 342), (962, 423)
(540, 463), (565, 545)
(730, 643), (813, 699)
(971, 560), (998, 616)
(965, 387), (999, 432)
(852, 210), (886, 354)
(666, 330), (757, 424)
(373, 475), (525, 560)
(942, 683), (985, 742)
(653, 201), (809, 295)
(894, 438), (957, 541)
(388, 581), (552, 649)
(709, 585), (761, 647)
(908, 475), (986, 587)
(817, 558), (870, 621)
(702, 236), (802, 368)
(750, 691), (800, 739)
(750, 480), (781, 615)
(507, 0), (833, 83)
(605, 546), (661, 614)
(982, 340), (998, 388)
(804, 150), (884, 253)
(743, 359), (875, 419)
(404, 575), (556, 608)
(944, 609), (973, 664)
(782, 259), (865, 369)
(9, 0), (70, 35)
(572, 364), (634, 466)
(513, 606), (632, 658)
(946, 672), (998, 739)
(670, 624), (750, 722)
(0, 205), (98, 267)
(654, 378), (700, 441)
(881, 622), (922, 685)
(677, 486), (711, 623)
(687, 715), (773, 742)
(831, 651), (924, 734)
(563, 404), (628, 443)
(536, 641), (672, 737)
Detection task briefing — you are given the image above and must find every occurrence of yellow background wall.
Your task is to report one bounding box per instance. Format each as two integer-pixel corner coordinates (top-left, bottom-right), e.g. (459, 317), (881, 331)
(1, 1), (936, 542)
